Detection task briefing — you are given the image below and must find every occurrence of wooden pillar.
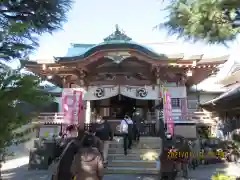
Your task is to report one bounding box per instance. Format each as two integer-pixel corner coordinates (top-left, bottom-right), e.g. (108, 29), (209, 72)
(155, 66), (164, 135)
(62, 75), (71, 88)
(178, 75), (188, 120)
(76, 70), (88, 130)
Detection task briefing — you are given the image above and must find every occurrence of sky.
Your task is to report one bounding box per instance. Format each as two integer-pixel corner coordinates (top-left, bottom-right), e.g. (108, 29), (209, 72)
(24, 0), (240, 90)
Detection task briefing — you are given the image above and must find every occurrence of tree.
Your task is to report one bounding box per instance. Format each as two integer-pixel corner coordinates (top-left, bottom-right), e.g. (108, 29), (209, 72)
(161, 0), (240, 44)
(0, 63), (53, 178)
(0, 0), (73, 60)
(0, 0), (73, 178)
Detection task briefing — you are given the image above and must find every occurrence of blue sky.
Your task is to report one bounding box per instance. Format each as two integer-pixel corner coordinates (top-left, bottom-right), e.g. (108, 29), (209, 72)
(32, 0), (238, 59)
(27, 0), (240, 90)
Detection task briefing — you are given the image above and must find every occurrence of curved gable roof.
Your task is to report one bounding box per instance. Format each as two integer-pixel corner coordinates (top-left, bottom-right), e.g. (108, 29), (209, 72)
(57, 25), (165, 62)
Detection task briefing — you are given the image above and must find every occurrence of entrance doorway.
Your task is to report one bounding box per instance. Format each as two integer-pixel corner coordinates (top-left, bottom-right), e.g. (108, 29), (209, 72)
(110, 95), (136, 118)
(91, 95), (155, 120)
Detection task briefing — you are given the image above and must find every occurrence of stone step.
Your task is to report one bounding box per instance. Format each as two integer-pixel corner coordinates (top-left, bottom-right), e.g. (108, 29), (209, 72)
(108, 148), (159, 155)
(107, 153), (159, 161)
(105, 167), (159, 174)
(109, 143), (161, 149)
(108, 160), (157, 168)
(112, 137), (161, 143)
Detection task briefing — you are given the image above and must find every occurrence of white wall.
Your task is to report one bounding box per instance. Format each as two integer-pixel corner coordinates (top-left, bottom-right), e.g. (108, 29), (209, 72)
(187, 92), (220, 104)
(187, 92), (221, 111)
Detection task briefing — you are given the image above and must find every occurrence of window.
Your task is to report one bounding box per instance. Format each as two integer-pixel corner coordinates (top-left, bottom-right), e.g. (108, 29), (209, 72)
(188, 100), (198, 109)
(171, 98), (180, 108)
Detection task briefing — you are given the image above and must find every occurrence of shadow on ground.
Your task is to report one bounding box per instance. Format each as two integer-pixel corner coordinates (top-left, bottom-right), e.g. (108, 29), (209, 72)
(2, 164), (50, 180)
(2, 162), (240, 180)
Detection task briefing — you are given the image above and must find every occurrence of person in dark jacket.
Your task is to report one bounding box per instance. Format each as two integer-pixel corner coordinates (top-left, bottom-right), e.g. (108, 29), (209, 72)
(52, 127), (103, 180)
(160, 146), (178, 180)
(94, 116), (113, 164)
(132, 111), (142, 143)
(71, 134), (104, 180)
(177, 138), (191, 179)
(53, 129), (85, 180)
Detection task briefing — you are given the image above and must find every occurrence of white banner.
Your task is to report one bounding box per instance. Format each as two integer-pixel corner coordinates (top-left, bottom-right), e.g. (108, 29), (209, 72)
(120, 85), (159, 100)
(83, 86), (119, 100)
(83, 85), (186, 100)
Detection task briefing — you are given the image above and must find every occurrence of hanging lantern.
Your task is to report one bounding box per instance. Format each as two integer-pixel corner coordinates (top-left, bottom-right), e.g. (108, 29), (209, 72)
(186, 69), (193, 77)
(42, 64), (46, 70)
(47, 75), (52, 79)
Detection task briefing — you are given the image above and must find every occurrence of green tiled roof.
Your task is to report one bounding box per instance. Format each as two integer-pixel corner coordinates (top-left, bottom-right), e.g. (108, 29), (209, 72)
(58, 25), (166, 61)
(66, 44), (95, 57)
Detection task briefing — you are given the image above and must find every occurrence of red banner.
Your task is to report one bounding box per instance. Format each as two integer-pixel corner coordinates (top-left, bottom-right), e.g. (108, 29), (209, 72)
(163, 89), (174, 136)
(62, 89), (84, 125)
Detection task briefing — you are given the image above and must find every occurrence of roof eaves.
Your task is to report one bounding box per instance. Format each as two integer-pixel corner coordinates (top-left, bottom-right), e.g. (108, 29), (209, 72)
(197, 55), (229, 64)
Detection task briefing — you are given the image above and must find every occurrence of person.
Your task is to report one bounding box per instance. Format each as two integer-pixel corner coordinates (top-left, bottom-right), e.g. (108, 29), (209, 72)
(88, 127), (104, 157)
(178, 138), (191, 179)
(66, 125), (78, 138)
(52, 126), (85, 180)
(159, 134), (178, 180)
(71, 134), (104, 180)
(94, 116), (113, 164)
(120, 115), (133, 155)
(191, 139), (200, 169)
(132, 111), (141, 143)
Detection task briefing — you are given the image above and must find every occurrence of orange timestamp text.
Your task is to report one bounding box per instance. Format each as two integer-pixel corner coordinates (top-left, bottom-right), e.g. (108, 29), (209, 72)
(167, 151), (193, 159)
(199, 151), (225, 158)
(167, 151), (225, 159)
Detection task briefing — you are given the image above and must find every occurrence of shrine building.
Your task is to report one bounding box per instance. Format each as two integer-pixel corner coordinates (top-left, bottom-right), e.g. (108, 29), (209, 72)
(22, 26), (228, 136)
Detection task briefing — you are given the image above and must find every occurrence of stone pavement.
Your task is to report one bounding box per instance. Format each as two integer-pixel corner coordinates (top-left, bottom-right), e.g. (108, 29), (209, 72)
(2, 162), (240, 180)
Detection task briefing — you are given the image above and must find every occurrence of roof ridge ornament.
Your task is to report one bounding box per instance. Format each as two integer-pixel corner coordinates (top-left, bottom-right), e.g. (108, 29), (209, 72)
(103, 24), (132, 42)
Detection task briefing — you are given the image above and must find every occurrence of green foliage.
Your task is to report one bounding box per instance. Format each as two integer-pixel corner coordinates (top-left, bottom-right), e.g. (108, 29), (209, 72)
(0, 1), (72, 176)
(0, 63), (53, 162)
(160, 0), (240, 44)
(0, 0), (73, 60)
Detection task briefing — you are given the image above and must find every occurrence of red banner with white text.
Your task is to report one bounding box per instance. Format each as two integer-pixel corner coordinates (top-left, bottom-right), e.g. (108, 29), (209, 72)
(62, 89), (84, 125)
(163, 88), (174, 136)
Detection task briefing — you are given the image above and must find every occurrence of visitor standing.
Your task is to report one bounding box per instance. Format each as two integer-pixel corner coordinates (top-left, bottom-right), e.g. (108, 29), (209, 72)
(52, 126), (85, 180)
(159, 134), (178, 180)
(132, 111), (141, 143)
(94, 116), (113, 164)
(71, 134), (104, 180)
(120, 115), (133, 155)
(179, 138), (191, 179)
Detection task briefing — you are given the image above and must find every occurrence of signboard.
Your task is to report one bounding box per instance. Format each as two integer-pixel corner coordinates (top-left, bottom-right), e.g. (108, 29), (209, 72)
(39, 126), (61, 138)
(62, 88), (84, 125)
(163, 88), (174, 136)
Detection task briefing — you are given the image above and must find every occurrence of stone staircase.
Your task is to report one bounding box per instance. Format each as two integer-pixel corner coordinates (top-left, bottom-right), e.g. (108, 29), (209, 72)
(106, 137), (161, 174)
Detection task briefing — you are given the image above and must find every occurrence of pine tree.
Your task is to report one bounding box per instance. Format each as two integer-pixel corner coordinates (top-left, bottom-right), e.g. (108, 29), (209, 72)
(0, 0), (73, 60)
(161, 0), (240, 44)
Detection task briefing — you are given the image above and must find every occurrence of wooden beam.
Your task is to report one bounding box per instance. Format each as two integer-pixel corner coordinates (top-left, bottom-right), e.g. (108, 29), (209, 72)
(88, 80), (154, 86)
(91, 66), (151, 74)
(186, 68), (213, 86)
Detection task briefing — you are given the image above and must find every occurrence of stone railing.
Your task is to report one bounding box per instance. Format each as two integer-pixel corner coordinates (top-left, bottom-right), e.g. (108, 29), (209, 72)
(147, 111), (216, 124)
(33, 112), (64, 124)
(33, 111), (217, 125)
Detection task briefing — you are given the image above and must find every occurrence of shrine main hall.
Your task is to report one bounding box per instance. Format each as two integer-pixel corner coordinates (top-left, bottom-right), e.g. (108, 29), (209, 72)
(22, 26), (228, 135)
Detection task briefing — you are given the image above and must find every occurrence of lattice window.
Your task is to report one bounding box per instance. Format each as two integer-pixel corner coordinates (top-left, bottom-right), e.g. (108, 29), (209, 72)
(171, 98), (180, 108)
